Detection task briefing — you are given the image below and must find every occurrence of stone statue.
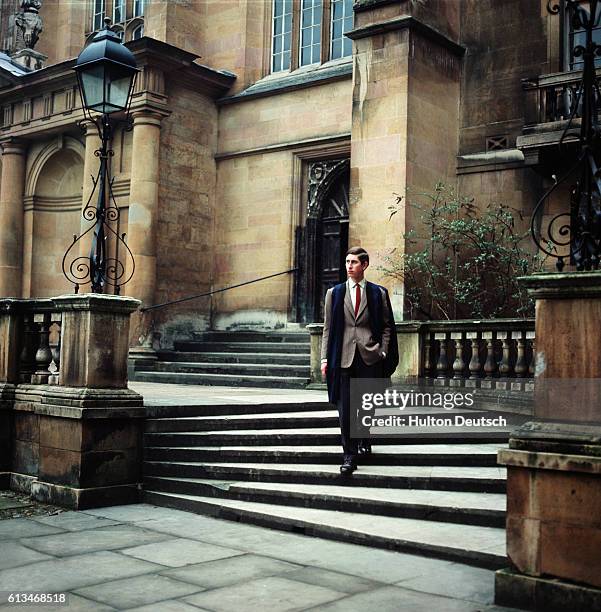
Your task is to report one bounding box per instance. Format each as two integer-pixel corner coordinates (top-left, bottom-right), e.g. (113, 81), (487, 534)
(13, 0), (43, 51)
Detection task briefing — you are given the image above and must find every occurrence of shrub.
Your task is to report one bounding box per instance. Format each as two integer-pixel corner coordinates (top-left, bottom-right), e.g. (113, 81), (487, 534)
(381, 183), (546, 320)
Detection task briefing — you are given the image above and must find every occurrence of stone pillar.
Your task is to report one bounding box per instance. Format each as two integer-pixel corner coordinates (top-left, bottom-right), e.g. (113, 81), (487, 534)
(127, 111), (162, 308)
(16, 294), (146, 510)
(0, 139), (27, 297)
(495, 272), (601, 610)
(306, 323), (324, 384)
(346, 12), (463, 316)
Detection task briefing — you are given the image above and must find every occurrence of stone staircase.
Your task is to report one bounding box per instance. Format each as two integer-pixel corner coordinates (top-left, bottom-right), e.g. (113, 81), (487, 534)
(143, 401), (510, 569)
(132, 331), (311, 389)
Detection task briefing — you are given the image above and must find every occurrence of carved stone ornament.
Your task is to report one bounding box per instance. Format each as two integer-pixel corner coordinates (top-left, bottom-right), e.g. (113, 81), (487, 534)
(14, 0), (43, 51)
(307, 159), (349, 218)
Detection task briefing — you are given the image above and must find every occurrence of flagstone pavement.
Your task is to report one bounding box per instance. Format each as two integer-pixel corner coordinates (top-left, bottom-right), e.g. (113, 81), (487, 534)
(0, 499), (523, 612)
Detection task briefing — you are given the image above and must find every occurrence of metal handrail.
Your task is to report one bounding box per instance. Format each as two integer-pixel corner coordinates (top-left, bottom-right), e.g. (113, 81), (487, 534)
(140, 268), (298, 312)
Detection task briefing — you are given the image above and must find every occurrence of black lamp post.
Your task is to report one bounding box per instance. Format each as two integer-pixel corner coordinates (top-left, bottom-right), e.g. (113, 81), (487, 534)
(62, 18), (139, 294)
(531, 0), (601, 271)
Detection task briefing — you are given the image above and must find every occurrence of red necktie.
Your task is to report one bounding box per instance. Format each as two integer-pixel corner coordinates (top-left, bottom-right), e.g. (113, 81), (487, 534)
(354, 284), (361, 318)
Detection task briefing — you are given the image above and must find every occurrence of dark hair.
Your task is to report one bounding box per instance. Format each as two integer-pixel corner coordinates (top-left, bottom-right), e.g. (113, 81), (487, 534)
(346, 246), (369, 264)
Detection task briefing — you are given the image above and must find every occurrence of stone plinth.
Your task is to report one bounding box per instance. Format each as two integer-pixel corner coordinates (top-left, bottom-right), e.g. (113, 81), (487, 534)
(306, 323), (324, 384)
(53, 293), (140, 389)
(6, 294), (146, 509)
(496, 272), (601, 609)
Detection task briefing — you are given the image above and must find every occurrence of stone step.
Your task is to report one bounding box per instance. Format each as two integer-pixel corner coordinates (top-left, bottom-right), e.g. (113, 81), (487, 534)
(144, 408), (515, 436)
(172, 341), (310, 354)
(150, 361), (311, 378)
(156, 351), (311, 365)
(144, 427), (509, 447)
(145, 402), (331, 419)
(144, 443), (503, 466)
(144, 461), (507, 493)
(190, 331), (310, 343)
(132, 371), (310, 389)
(143, 489), (506, 569)
(143, 477), (507, 527)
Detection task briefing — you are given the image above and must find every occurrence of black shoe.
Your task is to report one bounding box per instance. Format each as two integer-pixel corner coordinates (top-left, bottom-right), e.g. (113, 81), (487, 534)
(340, 458), (356, 474)
(358, 440), (372, 455)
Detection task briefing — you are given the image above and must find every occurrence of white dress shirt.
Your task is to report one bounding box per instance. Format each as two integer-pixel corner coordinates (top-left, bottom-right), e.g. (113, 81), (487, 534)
(348, 277), (366, 313)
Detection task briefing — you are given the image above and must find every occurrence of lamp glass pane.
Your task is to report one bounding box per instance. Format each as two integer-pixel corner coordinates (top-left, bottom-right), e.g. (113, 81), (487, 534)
(80, 64), (106, 111)
(106, 64), (134, 111)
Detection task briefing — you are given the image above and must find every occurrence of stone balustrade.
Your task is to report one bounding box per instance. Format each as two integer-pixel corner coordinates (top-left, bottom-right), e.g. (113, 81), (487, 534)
(307, 318), (535, 384)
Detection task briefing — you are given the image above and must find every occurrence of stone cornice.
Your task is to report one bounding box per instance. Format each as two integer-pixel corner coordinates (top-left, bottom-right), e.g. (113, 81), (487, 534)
(353, 0), (407, 13)
(0, 36), (235, 104)
(346, 15), (465, 57)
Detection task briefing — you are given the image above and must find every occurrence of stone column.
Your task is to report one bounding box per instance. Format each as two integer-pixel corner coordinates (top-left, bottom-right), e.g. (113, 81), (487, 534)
(0, 139), (27, 297)
(127, 111), (162, 308)
(495, 272), (601, 610)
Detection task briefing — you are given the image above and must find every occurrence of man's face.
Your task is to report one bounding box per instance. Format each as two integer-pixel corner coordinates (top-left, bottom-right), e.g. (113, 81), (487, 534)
(346, 255), (368, 281)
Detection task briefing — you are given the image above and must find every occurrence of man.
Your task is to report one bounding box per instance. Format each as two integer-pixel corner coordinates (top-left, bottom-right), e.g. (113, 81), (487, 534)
(321, 246), (398, 474)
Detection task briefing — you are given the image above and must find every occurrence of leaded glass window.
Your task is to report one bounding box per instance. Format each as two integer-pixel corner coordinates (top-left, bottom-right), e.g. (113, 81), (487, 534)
(93, 0), (105, 31)
(272, 0), (293, 72)
(330, 0), (352, 60)
(134, 0), (145, 18)
(113, 0), (125, 24)
(300, 0), (322, 66)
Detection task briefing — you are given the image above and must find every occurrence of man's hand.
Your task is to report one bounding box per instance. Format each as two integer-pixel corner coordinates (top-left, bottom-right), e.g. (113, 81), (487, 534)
(321, 361), (327, 380)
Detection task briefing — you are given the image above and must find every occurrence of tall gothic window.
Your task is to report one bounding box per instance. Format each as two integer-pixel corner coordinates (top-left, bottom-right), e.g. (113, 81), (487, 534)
(300, 0), (322, 66)
(93, 0), (105, 31)
(330, 0), (352, 60)
(272, 0), (293, 72)
(113, 0), (125, 24)
(271, 0), (353, 73)
(134, 0), (145, 18)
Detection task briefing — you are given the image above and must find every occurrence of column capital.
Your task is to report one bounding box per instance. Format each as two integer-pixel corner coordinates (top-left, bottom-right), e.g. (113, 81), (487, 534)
(131, 109), (168, 128)
(0, 138), (27, 156)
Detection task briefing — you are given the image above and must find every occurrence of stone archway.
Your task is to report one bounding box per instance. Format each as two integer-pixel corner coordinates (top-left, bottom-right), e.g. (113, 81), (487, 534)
(24, 137), (84, 297)
(295, 158), (350, 323)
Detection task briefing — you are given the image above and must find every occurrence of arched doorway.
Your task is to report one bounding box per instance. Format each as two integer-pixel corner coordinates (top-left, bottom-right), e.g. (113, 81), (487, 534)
(295, 159), (349, 323)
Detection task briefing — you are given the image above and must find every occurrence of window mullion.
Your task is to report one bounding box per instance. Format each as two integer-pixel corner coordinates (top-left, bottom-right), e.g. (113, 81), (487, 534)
(321, 0), (331, 63)
(291, 0), (300, 71)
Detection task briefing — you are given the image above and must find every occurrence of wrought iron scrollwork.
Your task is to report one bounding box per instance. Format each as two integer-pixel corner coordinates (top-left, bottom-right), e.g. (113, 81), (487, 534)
(532, 0), (601, 270)
(62, 111), (135, 294)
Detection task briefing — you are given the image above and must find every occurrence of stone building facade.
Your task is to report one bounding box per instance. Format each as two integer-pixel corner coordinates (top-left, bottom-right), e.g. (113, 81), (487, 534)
(0, 0), (574, 348)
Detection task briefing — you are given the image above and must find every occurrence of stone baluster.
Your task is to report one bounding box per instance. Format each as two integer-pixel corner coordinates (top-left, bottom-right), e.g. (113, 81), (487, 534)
(19, 313), (39, 383)
(31, 311), (52, 384)
(527, 331), (536, 376)
(434, 332), (449, 378)
(423, 333), (433, 376)
(451, 332), (466, 378)
(513, 330), (528, 378)
(483, 331), (497, 378)
(48, 314), (61, 385)
(467, 331), (481, 378)
(498, 331), (512, 377)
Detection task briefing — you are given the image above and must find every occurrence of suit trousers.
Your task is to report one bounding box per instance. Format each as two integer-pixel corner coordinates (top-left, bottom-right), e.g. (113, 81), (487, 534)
(337, 349), (383, 459)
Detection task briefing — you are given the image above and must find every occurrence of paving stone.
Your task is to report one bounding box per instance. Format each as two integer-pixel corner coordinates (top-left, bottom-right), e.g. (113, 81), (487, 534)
(281, 566), (381, 594)
(395, 562), (496, 605)
(182, 575), (344, 612)
(161, 554), (302, 588)
(126, 602), (207, 612)
(0, 593), (116, 611)
(0, 551), (162, 592)
(0, 518), (64, 540)
(120, 537), (244, 567)
(30, 512), (122, 532)
(309, 584), (487, 611)
(74, 573), (205, 609)
(0, 542), (54, 571)
(20, 525), (173, 557)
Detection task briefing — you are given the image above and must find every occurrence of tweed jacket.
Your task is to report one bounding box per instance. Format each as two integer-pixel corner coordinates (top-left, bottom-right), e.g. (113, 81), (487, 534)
(321, 281), (392, 369)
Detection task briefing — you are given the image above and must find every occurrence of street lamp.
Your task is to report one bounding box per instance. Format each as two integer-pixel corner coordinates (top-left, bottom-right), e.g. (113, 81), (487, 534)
(531, 0), (601, 271)
(62, 18), (139, 294)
